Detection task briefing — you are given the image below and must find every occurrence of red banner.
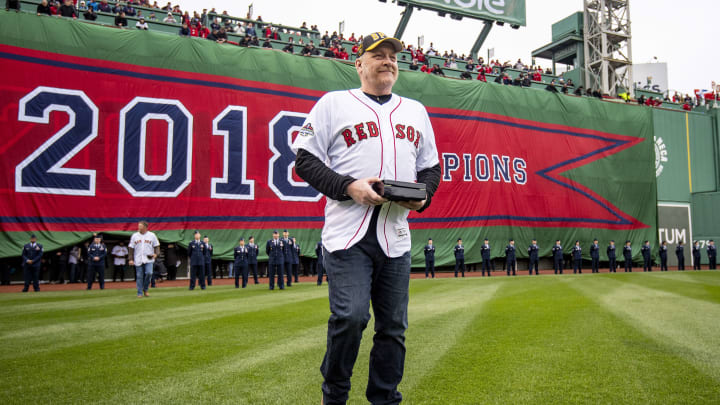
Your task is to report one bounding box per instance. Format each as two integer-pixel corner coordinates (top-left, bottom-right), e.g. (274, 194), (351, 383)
(0, 44), (648, 235)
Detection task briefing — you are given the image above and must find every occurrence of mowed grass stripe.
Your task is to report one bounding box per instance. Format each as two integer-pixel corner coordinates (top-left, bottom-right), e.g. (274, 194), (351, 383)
(611, 272), (720, 304)
(0, 284), (312, 328)
(568, 274), (720, 383)
(410, 275), (720, 404)
(0, 288), (332, 404)
(0, 286), (329, 360)
(105, 279), (501, 404)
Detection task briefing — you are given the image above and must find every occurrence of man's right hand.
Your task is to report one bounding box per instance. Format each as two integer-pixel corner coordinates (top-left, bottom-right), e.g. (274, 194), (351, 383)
(128, 260), (134, 266)
(346, 177), (387, 206)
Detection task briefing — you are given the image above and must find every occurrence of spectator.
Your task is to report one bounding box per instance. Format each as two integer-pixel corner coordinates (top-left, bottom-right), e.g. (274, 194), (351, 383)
(514, 59), (525, 70)
(87, 0), (97, 11)
(322, 31), (330, 46)
(432, 64), (445, 76)
(282, 39), (294, 54)
(6, 0), (20, 12)
(136, 16), (149, 30)
(245, 22), (256, 37)
(409, 58), (419, 71)
(494, 73), (503, 84)
(460, 71), (472, 80)
(210, 17), (220, 31)
(522, 74), (531, 87)
(97, 0), (110, 12)
(502, 73), (512, 85)
(49, 0), (58, 15)
(545, 67), (553, 75)
(466, 59), (476, 72)
(83, 6), (97, 20)
(545, 80), (559, 93)
(163, 11), (176, 23)
(37, 0), (52, 15)
(348, 32), (356, 42)
(512, 75), (522, 86)
(181, 10), (189, 25)
(198, 24), (209, 38)
(215, 27), (227, 43)
(532, 70), (542, 82)
(115, 11), (128, 27)
(420, 62), (433, 74)
(592, 89), (602, 99)
(574, 86), (584, 96)
(189, 23), (199, 37)
(78, 1), (87, 11)
(262, 37), (272, 48)
(178, 22), (189, 36)
(161, 1), (171, 11)
(477, 70), (487, 82)
(148, 12), (156, 21)
(337, 46), (348, 60)
(59, 0), (78, 18)
(427, 42), (437, 56)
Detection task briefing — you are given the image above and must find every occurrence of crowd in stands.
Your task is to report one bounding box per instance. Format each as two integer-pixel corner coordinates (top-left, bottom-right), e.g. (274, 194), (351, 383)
(7, 0), (718, 109)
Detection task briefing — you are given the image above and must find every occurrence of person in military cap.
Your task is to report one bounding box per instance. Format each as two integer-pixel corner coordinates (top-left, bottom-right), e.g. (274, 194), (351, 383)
(454, 238), (465, 277)
(527, 239), (539, 275)
(247, 236), (260, 284)
(641, 240), (652, 272)
(203, 235), (214, 285)
(607, 240), (617, 272)
(424, 238), (435, 278)
(572, 240), (582, 274)
(659, 240), (668, 271)
(623, 241), (633, 272)
(87, 233), (108, 290)
(266, 230), (285, 290)
(234, 237), (250, 288)
(21, 234), (43, 292)
(505, 239), (516, 276)
(188, 230), (206, 290)
(708, 240), (716, 270)
(282, 230), (294, 286)
(552, 240), (563, 274)
(590, 239), (600, 273)
(676, 241), (685, 270)
(692, 241), (702, 270)
(480, 238), (492, 276)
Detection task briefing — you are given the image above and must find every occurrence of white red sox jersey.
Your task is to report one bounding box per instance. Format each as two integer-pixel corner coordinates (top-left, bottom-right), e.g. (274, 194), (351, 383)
(291, 89), (439, 257)
(129, 231), (160, 264)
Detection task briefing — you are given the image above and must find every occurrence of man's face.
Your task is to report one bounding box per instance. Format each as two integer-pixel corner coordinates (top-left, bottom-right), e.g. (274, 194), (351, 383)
(137, 222), (147, 233)
(273, 233), (279, 240)
(356, 43), (398, 91)
(249, 238), (254, 244)
(203, 237), (209, 243)
(94, 237), (101, 244)
(510, 241), (514, 246)
(283, 231), (289, 238)
(239, 240), (245, 246)
(458, 240), (462, 246)
(194, 233), (200, 240)
(610, 242), (615, 246)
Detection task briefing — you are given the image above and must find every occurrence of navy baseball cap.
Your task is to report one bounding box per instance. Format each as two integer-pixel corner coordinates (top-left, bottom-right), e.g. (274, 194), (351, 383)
(239, 237), (244, 241)
(30, 234), (36, 239)
(194, 230), (200, 234)
(357, 32), (402, 57)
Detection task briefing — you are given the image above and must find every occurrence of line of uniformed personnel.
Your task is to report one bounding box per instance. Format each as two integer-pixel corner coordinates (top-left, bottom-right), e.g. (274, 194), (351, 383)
(430, 238), (716, 276)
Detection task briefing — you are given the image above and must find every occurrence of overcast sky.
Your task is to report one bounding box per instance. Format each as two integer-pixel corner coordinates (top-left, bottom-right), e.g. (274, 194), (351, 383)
(178, 0), (716, 94)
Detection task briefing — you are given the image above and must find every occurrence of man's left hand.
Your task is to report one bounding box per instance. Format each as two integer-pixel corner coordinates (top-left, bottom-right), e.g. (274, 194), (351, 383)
(396, 199), (426, 211)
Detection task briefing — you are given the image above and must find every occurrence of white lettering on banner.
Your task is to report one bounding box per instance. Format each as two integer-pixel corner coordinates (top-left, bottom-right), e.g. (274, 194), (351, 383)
(442, 152), (527, 185)
(442, 0), (506, 15)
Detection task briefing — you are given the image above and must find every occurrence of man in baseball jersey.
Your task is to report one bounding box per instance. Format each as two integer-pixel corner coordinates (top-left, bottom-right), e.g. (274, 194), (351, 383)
(292, 32), (441, 405)
(128, 220), (160, 298)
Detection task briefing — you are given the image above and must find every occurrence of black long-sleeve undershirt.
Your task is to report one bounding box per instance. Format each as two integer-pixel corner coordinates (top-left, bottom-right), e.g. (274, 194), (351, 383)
(294, 149), (441, 212)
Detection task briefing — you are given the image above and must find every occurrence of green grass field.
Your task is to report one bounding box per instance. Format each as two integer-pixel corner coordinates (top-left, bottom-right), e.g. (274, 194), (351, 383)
(2, 272), (720, 404)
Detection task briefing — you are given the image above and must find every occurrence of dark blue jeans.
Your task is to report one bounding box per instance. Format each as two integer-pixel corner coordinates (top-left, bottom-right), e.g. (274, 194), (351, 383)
(23, 264), (40, 291)
(321, 241), (411, 405)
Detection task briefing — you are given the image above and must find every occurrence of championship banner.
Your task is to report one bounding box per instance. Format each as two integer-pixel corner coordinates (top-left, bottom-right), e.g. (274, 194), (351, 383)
(0, 12), (656, 265)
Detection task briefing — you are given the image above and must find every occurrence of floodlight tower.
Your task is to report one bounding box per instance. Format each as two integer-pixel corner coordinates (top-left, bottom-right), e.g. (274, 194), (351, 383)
(583, 0), (633, 96)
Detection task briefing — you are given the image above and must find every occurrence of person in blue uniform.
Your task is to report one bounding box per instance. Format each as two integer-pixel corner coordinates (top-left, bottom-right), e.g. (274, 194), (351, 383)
(21, 234), (43, 292)
(188, 231), (206, 290)
(203, 236), (213, 285)
(708, 240), (717, 270)
(282, 230), (294, 286)
(659, 241), (668, 271)
(527, 239), (539, 275)
(692, 241), (702, 270)
(454, 238), (465, 277)
(234, 238), (250, 288)
(572, 240), (582, 274)
(623, 241), (633, 272)
(266, 230), (285, 290)
(641, 240), (652, 272)
(590, 239), (600, 273)
(87, 234), (107, 290)
(424, 238), (435, 278)
(316, 241), (325, 285)
(676, 241), (685, 271)
(552, 240), (563, 274)
(247, 236), (259, 284)
(607, 240), (617, 272)
(505, 239), (516, 276)
(291, 237), (301, 283)
(480, 238), (492, 277)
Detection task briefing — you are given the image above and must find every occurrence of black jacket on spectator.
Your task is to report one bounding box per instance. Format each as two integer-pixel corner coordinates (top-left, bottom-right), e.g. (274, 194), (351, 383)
(262, 40), (272, 48)
(545, 84), (559, 93)
(323, 49), (335, 58)
(115, 15), (128, 27)
(59, 4), (77, 18)
(179, 26), (190, 36)
(84, 10), (97, 20)
(282, 43), (294, 53)
(37, 4), (52, 15)
(6, 0), (20, 11)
